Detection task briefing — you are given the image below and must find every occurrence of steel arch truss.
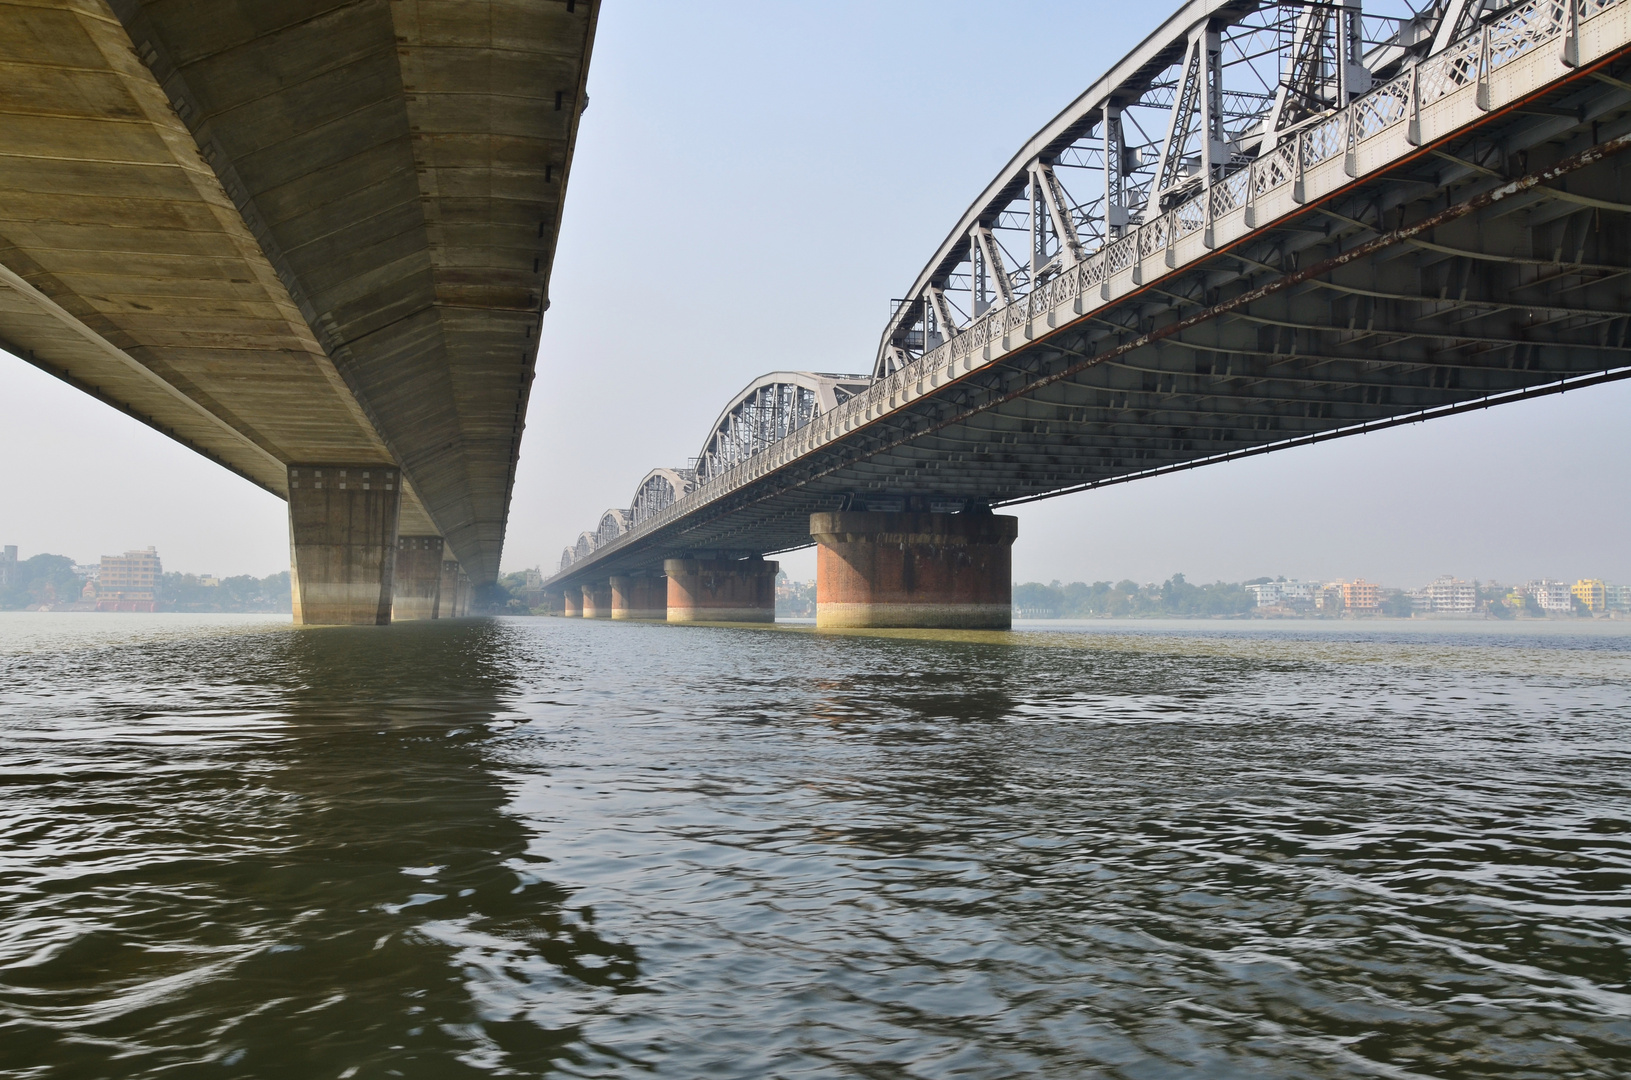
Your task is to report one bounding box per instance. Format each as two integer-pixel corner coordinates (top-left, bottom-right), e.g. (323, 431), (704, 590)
(875, 0), (1452, 378)
(631, 468), (696, 525)
(694, 371), (870, 484)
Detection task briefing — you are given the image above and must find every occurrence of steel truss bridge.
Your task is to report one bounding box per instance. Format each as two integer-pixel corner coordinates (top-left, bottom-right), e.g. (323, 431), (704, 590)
(552, 0), (1631, 591)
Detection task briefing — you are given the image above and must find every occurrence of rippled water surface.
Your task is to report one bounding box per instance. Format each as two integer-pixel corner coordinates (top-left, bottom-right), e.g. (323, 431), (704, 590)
(1, 613), (1628, 1078)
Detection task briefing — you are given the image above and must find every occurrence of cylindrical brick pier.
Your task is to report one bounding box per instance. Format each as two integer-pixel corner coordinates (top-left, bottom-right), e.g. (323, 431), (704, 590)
(611, 574), (667, 620)
(582, 580), (612, 619)
(810, 511), (1017, 629)
(663, 558), (778, 623)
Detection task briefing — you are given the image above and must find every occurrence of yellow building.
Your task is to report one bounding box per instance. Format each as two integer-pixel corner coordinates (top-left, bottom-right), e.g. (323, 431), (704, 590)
(96, 547), (162, 612)
(1572, 579), (1606, 613)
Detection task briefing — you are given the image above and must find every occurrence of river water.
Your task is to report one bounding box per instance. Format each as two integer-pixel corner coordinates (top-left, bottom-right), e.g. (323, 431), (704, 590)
(0, 613), (1627, 1078)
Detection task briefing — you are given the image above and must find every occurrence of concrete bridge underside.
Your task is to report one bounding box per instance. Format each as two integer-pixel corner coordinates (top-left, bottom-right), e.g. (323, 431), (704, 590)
(0, 0), (595, 617)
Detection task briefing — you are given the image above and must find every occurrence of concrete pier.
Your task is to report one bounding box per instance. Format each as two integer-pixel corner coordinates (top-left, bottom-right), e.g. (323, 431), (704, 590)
(455, 570), (472, 617)
(392, 536), (444, 621)
(810, 511), (1017, 629)
(287, 466), (401, 625)
(435, 559), (459, 618)
(563, 588), (583, 617)
(664, 558), (778, 623)
(611, 574), (667, 620)
(582, 581), (613, 619)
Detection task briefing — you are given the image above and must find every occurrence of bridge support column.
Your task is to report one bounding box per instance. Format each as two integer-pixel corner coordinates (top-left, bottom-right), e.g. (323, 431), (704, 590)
(435, 559), (460, 618)
(664, 558), (777, 623)
(811, 511), (1017, 629)
(582, 580), (612, 618)
(611, 574), (667, 620)
(287, 465), (401, 626)
(455, 569), (472, 616)
(540, 588), (566, 616)
(391, 536), (444, 621)
(563, 586), (583, 617)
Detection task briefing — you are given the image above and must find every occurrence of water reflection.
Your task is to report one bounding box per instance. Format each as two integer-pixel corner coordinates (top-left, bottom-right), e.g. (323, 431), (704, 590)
(0, 618), (637, 1077)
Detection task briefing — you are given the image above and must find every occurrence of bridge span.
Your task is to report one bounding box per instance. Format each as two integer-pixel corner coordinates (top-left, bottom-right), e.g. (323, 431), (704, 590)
(0, 0), (595, 622)
(550, 0), (1631, 628)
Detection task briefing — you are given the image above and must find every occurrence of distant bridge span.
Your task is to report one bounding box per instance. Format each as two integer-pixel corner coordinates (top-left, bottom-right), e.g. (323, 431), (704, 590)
(552, 0), (1631, 626)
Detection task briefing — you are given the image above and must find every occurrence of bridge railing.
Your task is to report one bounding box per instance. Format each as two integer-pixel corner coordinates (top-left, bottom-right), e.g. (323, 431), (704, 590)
(555, 0), (1627, 577)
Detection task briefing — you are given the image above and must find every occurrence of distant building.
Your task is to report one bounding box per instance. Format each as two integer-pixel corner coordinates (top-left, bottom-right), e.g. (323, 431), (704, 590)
(72, 563), (101, 582)
(0, 544), (16, 589)
(1247, 580), (1317, 607)
(1420, 575), (1477, 614)
(1608, 583), (1631, 612)
(1572, 579), (1606, 614)
(1527, 580), (1574, 614)
(1341, 579), (1381, 614)
(96, 547), (162, 612)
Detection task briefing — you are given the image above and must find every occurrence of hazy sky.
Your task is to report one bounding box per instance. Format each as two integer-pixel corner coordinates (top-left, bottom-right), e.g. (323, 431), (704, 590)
(3, 0), (1628, 587)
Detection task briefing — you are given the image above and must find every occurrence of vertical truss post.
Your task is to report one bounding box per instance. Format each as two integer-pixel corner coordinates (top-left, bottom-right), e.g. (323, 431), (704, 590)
(1200, 23), (1223, 247)
(1103, 103), (1128, 238)
(1563, 0), (1581, 67)
(1338, 0), (1368, 103)
(1200, 23), (1223, 190)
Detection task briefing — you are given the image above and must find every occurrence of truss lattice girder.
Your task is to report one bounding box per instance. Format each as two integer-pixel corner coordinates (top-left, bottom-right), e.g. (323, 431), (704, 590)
(872, 0), (1418, 375)
(693, 370), (869, 483)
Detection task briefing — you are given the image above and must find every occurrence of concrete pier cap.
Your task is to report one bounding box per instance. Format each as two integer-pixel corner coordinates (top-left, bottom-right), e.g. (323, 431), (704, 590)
(810, 510), (1018, 629)
(663, 557), (778, 623)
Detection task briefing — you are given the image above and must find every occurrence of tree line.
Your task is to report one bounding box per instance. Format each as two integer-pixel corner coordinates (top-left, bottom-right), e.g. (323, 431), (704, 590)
(1012, 574), (1255, 618)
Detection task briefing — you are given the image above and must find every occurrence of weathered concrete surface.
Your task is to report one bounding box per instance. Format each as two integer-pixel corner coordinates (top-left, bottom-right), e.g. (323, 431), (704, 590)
(0, 0), (597, 584)
(811, 512), (1017, 629)
(288, 464), (400, 625)
(581, 580), (611, 619)
(664, 558), (777, 623)
(562, 586), (582, 617)
(391, 535), (443, 621)
(454, 568), (471, 617)
(610, 574), (665, 620)
(435, 558), (460, 618)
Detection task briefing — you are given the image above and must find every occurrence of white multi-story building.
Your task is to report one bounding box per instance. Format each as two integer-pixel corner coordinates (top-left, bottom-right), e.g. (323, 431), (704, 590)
(1248, 580), (1317, 607)
(1606, 583), (1631, 611)
(1527, 580), (1574, 613)
(1421, 575), (1478, 613)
